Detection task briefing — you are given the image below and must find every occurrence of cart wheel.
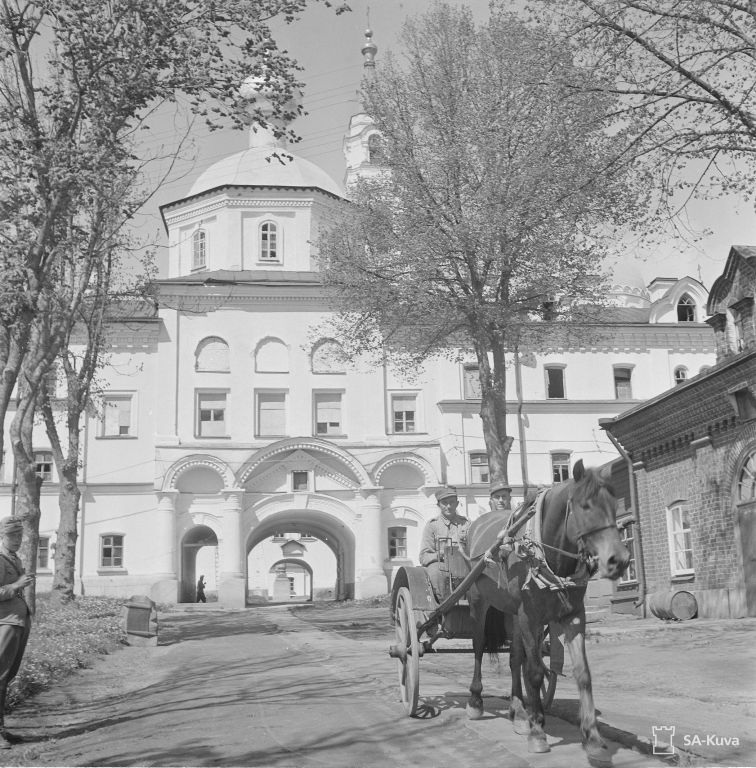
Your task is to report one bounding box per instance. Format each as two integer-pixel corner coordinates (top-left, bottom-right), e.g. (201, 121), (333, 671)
(394, 586), (421, 716)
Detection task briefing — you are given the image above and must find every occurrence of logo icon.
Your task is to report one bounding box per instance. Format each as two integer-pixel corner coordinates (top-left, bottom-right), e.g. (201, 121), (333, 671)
(652, 725), (676, 755)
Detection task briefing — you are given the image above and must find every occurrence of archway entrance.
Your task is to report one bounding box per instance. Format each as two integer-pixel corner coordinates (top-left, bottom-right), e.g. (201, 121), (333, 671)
(246, 509), (355, 605)
(181, 524), (219, 603)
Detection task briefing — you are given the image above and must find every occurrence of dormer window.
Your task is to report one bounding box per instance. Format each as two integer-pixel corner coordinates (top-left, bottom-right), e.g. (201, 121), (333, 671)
(192, 229), (207, 270)
(674, 366), (688, 385)
(260, 221), (279, 262)
(677, 294), (695, 322)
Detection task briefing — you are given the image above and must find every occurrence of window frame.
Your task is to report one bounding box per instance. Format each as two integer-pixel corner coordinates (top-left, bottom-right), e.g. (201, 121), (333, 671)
(673, 366), (688, 386)
(469, 452), (490, 484)
(463, 363), (482, 400)
(256, 389), (288, 438)
(666, 502), (694, 577)
(545, 365), (566, 399)
(551, 451), (571, 483)
(677, 294), (696, 323)
(313, 390), (345, 437)
(194, 336), (230, 373)
(259, 220), (281, 263)
(99, 392), (137, 439)
(613, 365), (633, 400)
(34, 450), (54, 482)
(737, 450), (756, 502)
(191, 228), (207, 271)
(388, 526), (408, 559)
(617, 520), (637, 584)
(37, 536), (51, 571)
(100, 533), (125, 569)
(291, 470), (311, 492)
(390, 392), (419, 434)
(195, 389), (228, 439)
(311, 339), (347, 374)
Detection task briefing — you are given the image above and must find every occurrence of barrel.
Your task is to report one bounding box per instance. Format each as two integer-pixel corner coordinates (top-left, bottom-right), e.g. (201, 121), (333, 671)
(648, 590), (698, 621)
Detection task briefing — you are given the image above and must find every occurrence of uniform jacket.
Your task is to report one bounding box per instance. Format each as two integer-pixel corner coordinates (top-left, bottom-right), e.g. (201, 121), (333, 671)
(419, 514), (471, 566)
(0, 549), (30, 626)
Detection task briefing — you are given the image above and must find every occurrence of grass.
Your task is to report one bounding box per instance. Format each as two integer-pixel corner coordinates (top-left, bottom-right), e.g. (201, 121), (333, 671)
(7, 594), (126, 711)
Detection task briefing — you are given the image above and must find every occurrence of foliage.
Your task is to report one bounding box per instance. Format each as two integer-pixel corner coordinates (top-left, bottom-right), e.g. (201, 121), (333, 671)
(318, 2), (648, 501)
(535, 0), (756, 200)
(6, 595), (125, 710)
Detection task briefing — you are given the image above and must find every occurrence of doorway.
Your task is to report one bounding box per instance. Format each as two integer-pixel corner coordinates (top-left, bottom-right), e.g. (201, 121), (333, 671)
(181, 525), (219, 603)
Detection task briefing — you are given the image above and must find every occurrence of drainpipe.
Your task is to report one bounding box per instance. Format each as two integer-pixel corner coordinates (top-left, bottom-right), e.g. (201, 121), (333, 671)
(79, 416), (89, 596)
(514, 346), (529, 498)
(603, 427), (647, 617)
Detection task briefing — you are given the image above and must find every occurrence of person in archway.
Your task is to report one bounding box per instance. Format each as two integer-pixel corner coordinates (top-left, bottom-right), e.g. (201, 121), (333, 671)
(419, 487), (470, 600)
(0, 517), (34, 748)
(196, 575), (207, 603)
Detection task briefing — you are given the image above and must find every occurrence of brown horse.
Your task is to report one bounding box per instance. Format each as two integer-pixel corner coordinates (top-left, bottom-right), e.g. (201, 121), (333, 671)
(465, 460), (630, 767)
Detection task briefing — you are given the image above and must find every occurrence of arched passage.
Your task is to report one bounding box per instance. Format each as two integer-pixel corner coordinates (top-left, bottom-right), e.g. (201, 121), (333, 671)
(268, 558), (314, 602)
(181, 524), (219, 603)
(246, 504), (356, 603)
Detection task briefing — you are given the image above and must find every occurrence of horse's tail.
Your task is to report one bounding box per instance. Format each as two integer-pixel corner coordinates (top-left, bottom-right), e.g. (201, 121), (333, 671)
(482, 607), (510, 656)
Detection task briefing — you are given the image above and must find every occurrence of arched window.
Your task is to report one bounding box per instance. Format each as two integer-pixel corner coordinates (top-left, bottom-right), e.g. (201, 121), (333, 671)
(195, 336), (230, 372)
(367, 133), (385, 164)
(311, 339), (346, 373)
(192, 229), (207, 270)
(260, 221), (279, 262)
(673, 366), (688, 385)
(677, 294), (696, 322)
(738, 451), (756, 502)
(255, 338), (289, 373)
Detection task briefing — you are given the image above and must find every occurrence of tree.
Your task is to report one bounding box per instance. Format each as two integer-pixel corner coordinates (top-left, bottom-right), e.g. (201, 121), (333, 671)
(537, 1), (756, 200)
(0, 0), (348, 601)
(319, 2), (648, 508)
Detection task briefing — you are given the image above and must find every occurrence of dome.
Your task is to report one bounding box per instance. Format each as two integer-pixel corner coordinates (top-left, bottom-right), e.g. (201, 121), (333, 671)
(188, 146), (344, 199)
(606, 258), (650, 306)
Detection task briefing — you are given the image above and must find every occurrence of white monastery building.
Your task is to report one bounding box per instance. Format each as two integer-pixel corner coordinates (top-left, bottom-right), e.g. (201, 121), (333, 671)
(0, 36), (716, 608)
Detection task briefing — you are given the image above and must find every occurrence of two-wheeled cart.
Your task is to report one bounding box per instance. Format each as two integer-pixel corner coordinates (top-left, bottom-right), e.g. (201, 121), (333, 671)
(388, 506), (562, 716)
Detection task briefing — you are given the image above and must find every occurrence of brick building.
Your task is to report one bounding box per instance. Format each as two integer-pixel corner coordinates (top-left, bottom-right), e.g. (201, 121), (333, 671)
(603, 246), (756, 619)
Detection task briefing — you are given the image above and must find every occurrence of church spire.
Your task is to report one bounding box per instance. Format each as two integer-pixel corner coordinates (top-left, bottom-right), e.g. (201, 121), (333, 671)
(361, 27), (377, 71)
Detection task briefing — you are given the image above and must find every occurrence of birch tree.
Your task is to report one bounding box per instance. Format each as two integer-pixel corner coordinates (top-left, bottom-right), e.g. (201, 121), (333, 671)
(319, 2), (648, 508)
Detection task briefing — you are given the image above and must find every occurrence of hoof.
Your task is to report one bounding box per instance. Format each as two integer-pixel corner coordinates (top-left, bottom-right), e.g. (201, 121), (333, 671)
(527, 734), (550, 753)
(465, 703), (484, 720)
(586, 741), (612, 768)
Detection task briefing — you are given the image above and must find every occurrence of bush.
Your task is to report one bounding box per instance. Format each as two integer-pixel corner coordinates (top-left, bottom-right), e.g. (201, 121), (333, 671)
(7, 595), (125, 711)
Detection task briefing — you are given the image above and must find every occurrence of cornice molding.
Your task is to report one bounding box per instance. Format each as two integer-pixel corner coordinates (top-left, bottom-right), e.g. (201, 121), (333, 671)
(164, 197), (314, 226)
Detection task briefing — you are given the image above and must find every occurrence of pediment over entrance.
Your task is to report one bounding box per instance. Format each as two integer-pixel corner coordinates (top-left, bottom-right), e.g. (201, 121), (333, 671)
(238, 437), (372, 490)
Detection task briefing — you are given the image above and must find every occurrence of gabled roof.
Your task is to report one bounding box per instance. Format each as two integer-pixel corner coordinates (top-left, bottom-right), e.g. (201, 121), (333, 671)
(707, 245), (756, 314)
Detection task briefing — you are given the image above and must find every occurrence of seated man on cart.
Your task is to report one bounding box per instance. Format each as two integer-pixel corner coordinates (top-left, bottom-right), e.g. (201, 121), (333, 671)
(419, 487), (471, 601)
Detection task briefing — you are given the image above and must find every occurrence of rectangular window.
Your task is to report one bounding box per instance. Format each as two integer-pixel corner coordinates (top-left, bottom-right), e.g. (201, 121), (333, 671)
(314, 392), (343, 436)
(101, 534), (124, 568)
(292, 471), (309, 492)
(470, 452), (490, 484)
(388, 527), (407, 559)
(392, 394), (417, 433)
(546, 367), (565, 399)
(257, 391), (286, 437)
(197, 392), (227, 437)
(102, 395), (134, 437)
(614, 367), (633, 399)
(667, 503), (694, 575)
(618, 522), (637, 584)
(37, 536), (50, 570)
(463, 364), (482, 399)
(34, 451), (53, 482)
(551, 452), (570, 483)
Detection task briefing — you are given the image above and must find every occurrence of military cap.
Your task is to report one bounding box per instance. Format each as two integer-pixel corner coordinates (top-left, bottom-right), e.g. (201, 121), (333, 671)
(489, 481), (511, 497)
(435, 486), (458, 503)
(0, 516), (23, 535)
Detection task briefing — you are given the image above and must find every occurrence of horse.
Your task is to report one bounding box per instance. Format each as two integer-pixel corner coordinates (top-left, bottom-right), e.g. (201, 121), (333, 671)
(464, 459), (630, 767)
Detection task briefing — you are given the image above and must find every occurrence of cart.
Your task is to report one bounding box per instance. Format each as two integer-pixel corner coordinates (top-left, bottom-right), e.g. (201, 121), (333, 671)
(388, 506), (562, 717)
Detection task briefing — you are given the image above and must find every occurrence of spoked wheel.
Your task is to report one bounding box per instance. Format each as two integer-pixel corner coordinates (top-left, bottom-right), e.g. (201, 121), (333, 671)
(394, 586), (421, 716)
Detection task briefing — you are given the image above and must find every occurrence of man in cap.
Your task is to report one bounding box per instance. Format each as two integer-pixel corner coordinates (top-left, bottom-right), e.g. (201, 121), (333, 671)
(419, 487), (470, 600)
(0, 516), (33, 748)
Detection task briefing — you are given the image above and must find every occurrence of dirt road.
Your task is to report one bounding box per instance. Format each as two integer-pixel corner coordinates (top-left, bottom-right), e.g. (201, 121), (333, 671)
(2, 602), (753, 768)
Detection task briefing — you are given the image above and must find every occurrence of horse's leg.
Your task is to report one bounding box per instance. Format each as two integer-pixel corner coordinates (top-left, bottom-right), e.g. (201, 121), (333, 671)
(561, 611), (612, 768)
(518, 614), (549, 753)
(466, 589), (485, 720)
(508, 621), (529, 734)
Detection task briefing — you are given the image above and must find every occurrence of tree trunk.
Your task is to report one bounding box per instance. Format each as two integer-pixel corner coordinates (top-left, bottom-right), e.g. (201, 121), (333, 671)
(52, 466), (80, 603)
(475, 336), (514, 510)
(11, 401), (42, 615)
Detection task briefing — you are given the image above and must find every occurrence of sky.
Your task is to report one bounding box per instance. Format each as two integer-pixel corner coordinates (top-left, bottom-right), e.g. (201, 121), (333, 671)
(134, 0), (756, 288)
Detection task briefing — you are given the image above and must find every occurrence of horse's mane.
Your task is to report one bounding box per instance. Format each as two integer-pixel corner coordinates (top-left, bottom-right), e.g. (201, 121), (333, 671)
(571, 466), (615, 505)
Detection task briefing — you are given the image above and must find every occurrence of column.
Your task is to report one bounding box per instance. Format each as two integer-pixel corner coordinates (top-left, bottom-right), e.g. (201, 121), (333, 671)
(706, 313), (728, 361)
(218, 488), (246, 608)
(151, 490), (179, 603)
(355, 487), (388, 599)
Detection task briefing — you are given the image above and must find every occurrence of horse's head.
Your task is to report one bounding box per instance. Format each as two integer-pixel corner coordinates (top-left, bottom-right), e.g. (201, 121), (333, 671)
(568, 460), (630, 580)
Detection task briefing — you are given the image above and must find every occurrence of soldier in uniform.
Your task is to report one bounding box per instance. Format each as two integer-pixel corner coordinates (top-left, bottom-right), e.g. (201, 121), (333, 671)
(419, 487), (470, 600)
(0, 516), (33, 748)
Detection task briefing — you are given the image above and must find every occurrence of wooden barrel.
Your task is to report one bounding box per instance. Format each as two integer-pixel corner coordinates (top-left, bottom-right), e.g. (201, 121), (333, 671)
(648, 590), (698, 621)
